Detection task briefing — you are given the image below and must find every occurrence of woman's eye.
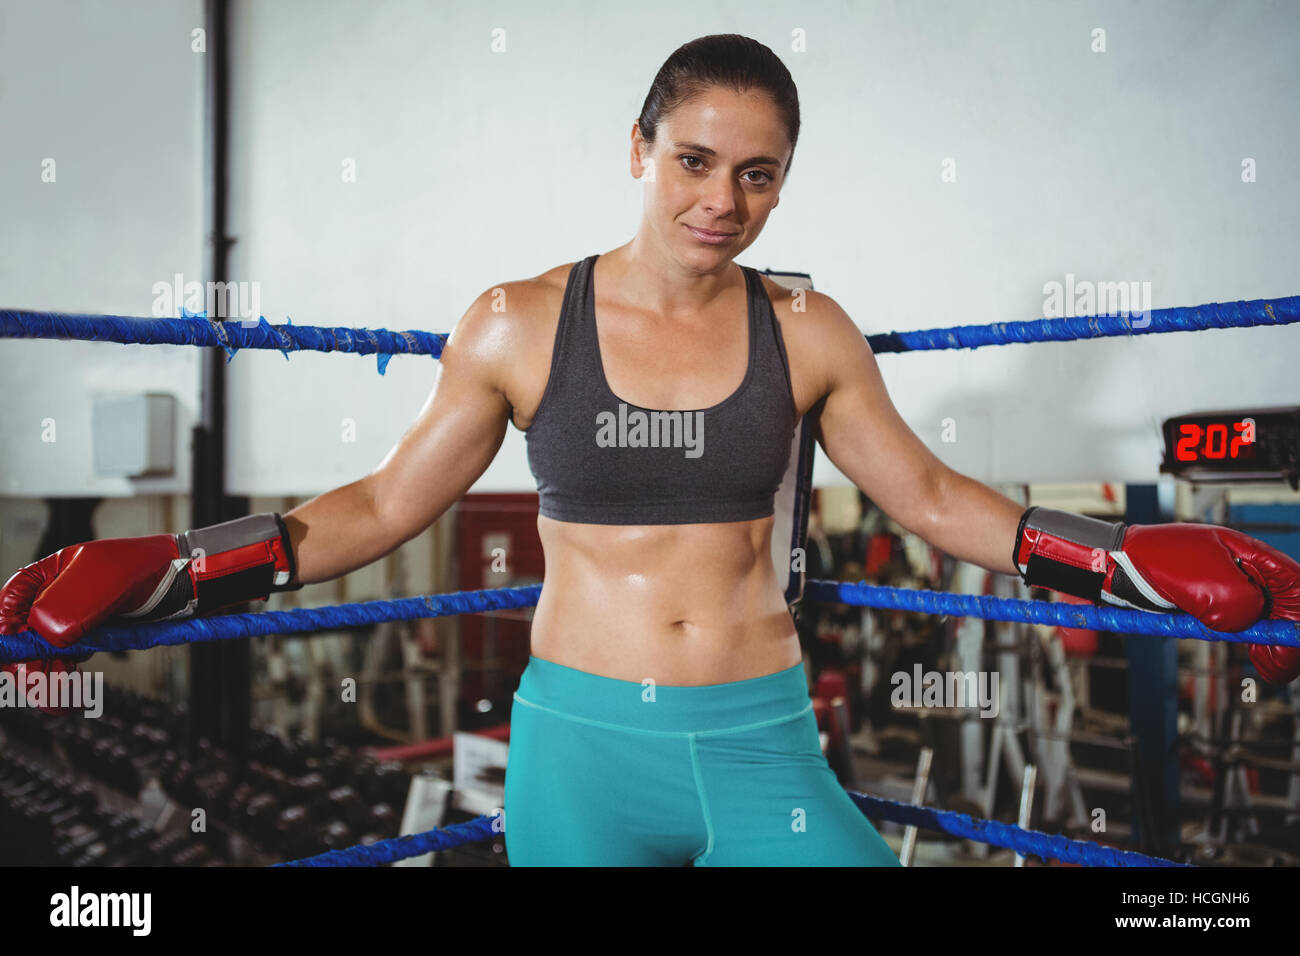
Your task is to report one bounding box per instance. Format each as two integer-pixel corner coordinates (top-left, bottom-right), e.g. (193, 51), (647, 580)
(679, 156), (770, 184)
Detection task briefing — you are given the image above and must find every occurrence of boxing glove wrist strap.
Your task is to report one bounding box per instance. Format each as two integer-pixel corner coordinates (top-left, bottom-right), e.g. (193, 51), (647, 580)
(1014, 505), (1184, 614)
(123, 512), (300, 622)
(1013, 506), (1125, 595)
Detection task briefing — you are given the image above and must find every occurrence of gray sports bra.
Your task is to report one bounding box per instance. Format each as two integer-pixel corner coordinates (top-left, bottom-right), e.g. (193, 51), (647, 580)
(524, 254), (798, 524)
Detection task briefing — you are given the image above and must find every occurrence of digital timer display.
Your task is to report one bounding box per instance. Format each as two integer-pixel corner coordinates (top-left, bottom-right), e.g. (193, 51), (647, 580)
(1160, 407), (1300, 489)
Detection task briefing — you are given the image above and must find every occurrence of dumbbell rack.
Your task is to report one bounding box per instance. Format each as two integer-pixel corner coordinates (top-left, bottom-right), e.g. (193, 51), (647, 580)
(0, 682), (416, 865)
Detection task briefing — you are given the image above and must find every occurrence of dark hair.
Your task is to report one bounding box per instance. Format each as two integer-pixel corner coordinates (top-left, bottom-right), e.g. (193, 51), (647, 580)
(637, 34), (801, 176)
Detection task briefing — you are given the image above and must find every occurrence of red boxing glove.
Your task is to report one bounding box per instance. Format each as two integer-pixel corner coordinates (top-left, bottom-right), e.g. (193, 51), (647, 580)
(0, 512), (299, 649)
(1013, 507), (1300, 685)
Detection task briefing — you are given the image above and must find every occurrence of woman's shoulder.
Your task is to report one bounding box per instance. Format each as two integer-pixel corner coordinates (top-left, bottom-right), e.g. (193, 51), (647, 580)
(754, 272), (857, 338)
(502, 258), (586, 316)
(443, 262), (583, 415)
(530, 259), (584, 303)
(455, 260), (580, 342)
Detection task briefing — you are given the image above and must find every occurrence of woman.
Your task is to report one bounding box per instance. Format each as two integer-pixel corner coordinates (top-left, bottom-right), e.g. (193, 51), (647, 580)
(6, 35), (1300, 866)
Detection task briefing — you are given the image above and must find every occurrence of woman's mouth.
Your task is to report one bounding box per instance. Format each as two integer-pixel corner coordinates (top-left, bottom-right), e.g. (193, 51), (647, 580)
(685, 225), (737, 245)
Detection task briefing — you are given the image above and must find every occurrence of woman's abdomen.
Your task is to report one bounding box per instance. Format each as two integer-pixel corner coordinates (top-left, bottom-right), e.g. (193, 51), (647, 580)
(530, 515), (802, 684)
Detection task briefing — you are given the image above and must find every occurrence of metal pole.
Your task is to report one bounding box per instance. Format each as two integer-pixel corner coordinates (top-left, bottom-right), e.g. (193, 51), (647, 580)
(189, 0), (251, 759)
(900, 747), (933, 867)
(1124, 484), (1179, 854)
(1014, 764), (1037, 867)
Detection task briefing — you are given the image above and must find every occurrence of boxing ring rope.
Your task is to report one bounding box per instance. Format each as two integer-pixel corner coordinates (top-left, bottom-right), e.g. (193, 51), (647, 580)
(273, 815), (500, 867)
(0, 586), (545, 664)
(0, 307), (447, 371)
(272, 792), (1188, 868)
(3, 293), (1298, 367)
(4, 581), (1299, 666)
(802, 580), (1300, 646)
(7, 293), (1298, 866)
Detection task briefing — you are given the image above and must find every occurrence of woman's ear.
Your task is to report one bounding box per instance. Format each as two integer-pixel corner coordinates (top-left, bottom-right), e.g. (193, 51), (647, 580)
(629, 122), (648, 178)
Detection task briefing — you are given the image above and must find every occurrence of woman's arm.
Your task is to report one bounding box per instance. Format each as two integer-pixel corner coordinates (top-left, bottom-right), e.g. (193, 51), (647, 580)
(807, 292), (1022, 576)
(804, 294), (1300, 683)
(283, 286), (516, 585)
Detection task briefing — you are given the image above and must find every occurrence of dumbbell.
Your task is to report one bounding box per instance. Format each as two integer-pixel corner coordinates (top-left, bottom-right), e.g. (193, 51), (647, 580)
(274, 805), (317, 859)
(317, 819), (354, 852)
(225, 781), (257, 822)
(145, 830), (188, 866)
(193, 768), (234, 809)
(326, 785), (371, 833)
(110, 822), (156, 866)
(70, 841), (114, 867)
(171, 844), (213, 866)
(320, 746), (358, 786)
(368, 803), (399, 838)
(164, 759), (195, 803)
(289, 772), (330, 818)
(54, 822), (109, 864)
(241, 792), (283, 847)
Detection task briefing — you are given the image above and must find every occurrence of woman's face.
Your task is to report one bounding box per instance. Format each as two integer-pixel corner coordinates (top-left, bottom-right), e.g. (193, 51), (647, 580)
(632, 85), (791, 273)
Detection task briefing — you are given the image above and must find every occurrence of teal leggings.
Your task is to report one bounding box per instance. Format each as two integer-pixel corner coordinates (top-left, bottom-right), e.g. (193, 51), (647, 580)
(504, 655), (900, 866)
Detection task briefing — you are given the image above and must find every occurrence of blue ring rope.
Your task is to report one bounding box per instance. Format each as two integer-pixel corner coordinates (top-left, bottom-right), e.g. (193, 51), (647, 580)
(0, 585), (543, 664)
(803, 579), (1300, 646)
(3, 294), (1296, 366)
(846, 792), (1187, 866)
(273, 791), (1187, 867)
(274, 815), (499, 867)
(0, 308), (446, 374)
(4, 580), (1297, 665)
(864, 294), (1300, 353)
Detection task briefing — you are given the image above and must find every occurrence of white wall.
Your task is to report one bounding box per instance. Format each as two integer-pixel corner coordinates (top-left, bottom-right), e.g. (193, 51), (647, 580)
(222, 0), (1300, 495)
(0, 0), (206, 497)
(3, 0), (1298, 503)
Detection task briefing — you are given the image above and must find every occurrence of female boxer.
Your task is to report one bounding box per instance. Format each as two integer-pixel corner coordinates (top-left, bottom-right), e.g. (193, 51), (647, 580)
(5, 34), (1299, 866)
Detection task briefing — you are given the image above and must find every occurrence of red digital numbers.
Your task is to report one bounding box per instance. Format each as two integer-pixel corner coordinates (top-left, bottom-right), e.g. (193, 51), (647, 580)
(1174, 419), (1255, 462)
